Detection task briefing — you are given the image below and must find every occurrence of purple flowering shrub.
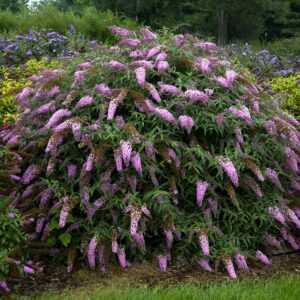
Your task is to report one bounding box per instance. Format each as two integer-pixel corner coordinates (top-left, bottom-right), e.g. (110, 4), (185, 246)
(1, 27), (300, 284)
(0, 28), (97, 67)
(226, 44), (300, 81)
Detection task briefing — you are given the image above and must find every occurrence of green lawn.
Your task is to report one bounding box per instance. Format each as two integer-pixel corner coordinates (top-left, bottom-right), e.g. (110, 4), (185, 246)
(19, 274), (300, 300)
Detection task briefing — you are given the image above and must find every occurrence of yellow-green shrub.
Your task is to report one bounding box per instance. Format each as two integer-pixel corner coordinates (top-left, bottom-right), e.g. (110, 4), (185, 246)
(270, 73), (300, 120)
(0, 59), (63, 125)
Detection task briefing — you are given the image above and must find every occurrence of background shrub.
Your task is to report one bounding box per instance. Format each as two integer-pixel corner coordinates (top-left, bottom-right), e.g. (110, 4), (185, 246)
(0, 6), (139, 43)
(270, 73), (300, 120)
(0, 58), (63, 125)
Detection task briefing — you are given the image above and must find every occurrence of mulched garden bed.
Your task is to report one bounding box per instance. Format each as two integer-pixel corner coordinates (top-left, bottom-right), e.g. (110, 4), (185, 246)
(14, 252), (300, 297)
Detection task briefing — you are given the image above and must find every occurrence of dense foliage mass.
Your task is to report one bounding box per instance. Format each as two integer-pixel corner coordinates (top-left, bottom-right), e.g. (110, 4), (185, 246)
(226, 44), (300, 120)
(43, 0), (300, 43)
(0, 58), (63, 125)
(0, 6), (138, 42)
(269, 74), (300, 121)
(1, 27), (300, 292)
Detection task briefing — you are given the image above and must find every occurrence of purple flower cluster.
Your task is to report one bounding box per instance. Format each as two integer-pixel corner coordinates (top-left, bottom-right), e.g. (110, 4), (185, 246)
(228, 105), (252, 126)
(197, 258), (213, 272)
(22, 164), (40, 185)
(88, 236), (98, 269)
(268, 206), (286, 225)
(109, 26), (132, 37)
(223, 258), (237, 279)
(196, 181), (209, 207)
(76, 96), (93, 108)
(214, 70), (237, 89)
(265, 168), (284, 191)
(234, 252), (249, 271)
(184, 89), (210, 104)
(140, 28), (157, 41)
(217, 156), (239, 187)
(157, 255), (168, 272)
(178, 115), (195, 134)
(199, 232), (210, 256)
(256, 250), (271, 265)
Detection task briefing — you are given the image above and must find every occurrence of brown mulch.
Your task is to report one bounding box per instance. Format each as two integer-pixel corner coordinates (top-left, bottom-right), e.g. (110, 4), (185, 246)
(13, 252), (300, 297)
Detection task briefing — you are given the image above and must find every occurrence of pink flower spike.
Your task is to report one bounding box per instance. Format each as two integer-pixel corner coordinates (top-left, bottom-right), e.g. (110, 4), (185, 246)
(129, 49), (148, 58)
(145, 83), (161, 103)
(141, 205), (151, 216)
(45, 109), (72, 129)
(155, 108), (176, 125)
(155, 53), (168, 65)
(157, 255), (168, 272)
(199, 232), (210, 256)
(109, 26), (132, 37)
(22, 164), (40, 185)
(120, 140), (132, 167)
(195, 57), (213, 74)
(196, 181), (209, 207)
(224, 258), (237, 279)
(146, 45), (162, 59)
(85, 153), (95, 172)
(164, 229), (174, 250)
(284, 147), (299, 174)
(72, 122), (81, 142)
(0, 280), (10, 293)
(117, 247), (128, 269)
(226, 70), (237, 84)
(105, 61), (127, 71)
(130, 209), (141, 236)
(234, 252), (249, 272)
(158, 82), (182, 95)
(114, 148), (123, 172)
(184, 90), (209, 104)
(217, 156), (239, 187)
(77, 62), (92, 69)
(131, 152), (143, 175)
(263, 234), (282, 248)
(194, 41), (217, 51)
(134, 67), (146, 87)
(88, 236), (98, 270)
(157, 60), (169, 73)
(76, 96), (93, 108)
(140, 28), (157, 40)
(256, 250), (271, 265)
(268, 206), (286, 225)
(118, 38), (141, 48)
(228, 105), (253, 126)
(107, 100), (118, 121)
(95, 84), (112, 96)
(265, 168), (284, 191)
(178, 115), (195, 134)
(286, 208), (300, 229)
(130, 60), (154, 69)
(23, 265), (35, 274)
(112, 240), (119, 254)
(59, 198), (71, 228)
(197, 258), (213, 272)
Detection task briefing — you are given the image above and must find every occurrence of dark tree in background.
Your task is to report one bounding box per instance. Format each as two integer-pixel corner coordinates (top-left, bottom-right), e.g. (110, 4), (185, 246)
(0, 0), (28, 12)
(35, 0), (299, 43)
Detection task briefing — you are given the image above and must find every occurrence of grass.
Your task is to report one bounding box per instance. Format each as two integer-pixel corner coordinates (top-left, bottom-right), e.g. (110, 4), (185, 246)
(18, 274), (300, 300)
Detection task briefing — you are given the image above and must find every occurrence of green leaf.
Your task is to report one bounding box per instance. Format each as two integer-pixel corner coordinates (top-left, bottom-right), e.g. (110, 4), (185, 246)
(59, 233), (72, 247)
(47, 237), (57, 246)
(49, 219), (59, 231)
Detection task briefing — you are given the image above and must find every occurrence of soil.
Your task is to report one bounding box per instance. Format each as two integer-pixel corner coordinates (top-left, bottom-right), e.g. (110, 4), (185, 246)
(13, 252), (300, 297)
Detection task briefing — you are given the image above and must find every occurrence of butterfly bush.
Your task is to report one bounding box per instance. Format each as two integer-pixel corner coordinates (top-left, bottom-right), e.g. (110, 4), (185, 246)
(2, 27), (300, 281)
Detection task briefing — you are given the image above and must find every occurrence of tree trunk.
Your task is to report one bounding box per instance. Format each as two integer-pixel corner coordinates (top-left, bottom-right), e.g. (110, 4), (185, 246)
(217, 7), (228, 46)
